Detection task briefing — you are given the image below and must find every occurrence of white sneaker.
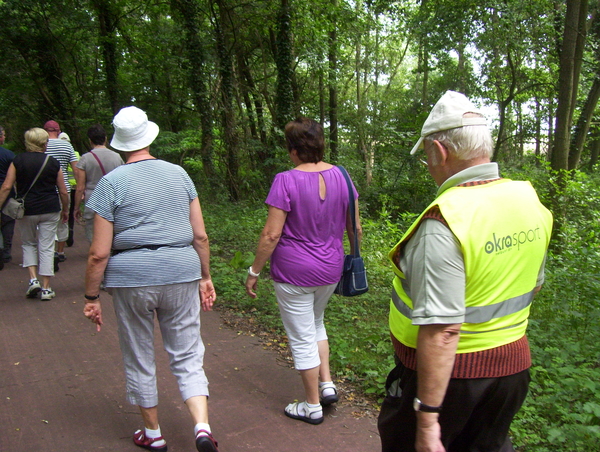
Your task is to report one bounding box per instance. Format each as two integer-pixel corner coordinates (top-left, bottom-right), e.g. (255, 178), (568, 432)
(26, 279), (41, 298)
(41, 288), (55, 301)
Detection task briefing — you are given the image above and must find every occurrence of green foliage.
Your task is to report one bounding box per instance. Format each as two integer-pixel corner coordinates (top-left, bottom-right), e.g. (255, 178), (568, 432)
(501, 166), (600, 451)
(357, 149), (438, 217)
(325, 292), (395, 400)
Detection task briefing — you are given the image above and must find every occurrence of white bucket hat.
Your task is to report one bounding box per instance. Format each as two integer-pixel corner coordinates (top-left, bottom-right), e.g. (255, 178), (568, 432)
(110, 106), (159, 152)
(410, 90), (487, 155)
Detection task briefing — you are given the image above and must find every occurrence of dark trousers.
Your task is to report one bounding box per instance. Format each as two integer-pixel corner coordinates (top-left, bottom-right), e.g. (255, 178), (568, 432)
(0, 211), (15, 261)
(67, 188), (76, 246)
(378, 361), (530, 452)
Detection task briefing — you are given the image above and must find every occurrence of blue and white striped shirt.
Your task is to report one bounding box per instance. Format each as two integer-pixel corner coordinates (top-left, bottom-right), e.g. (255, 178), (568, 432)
(86, 159), (201, 287)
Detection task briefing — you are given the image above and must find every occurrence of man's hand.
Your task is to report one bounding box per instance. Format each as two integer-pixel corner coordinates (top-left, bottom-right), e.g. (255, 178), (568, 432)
(416, 414), (444, 452)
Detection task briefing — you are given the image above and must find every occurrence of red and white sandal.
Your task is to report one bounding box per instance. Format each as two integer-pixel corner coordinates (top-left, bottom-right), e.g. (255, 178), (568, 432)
(133, 429), (168, 452)
(195, 429), (219, 452)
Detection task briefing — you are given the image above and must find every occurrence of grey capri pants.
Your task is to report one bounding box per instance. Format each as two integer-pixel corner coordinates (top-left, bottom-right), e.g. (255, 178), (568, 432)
(112, 280), (209, 407)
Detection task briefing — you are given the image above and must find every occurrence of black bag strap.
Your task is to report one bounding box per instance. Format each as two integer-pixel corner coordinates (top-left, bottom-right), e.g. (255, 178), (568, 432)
(19, 155), (50, 200)
(337, 165), (360, 257)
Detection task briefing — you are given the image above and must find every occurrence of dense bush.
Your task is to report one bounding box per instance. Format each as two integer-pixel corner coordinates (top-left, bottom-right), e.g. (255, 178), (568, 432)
(514, 183), (599, 450)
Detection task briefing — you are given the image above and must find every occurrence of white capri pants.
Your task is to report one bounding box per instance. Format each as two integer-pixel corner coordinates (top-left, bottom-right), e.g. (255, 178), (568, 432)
(112, 280), (209, 408)
(274, 281), (337, 370)
(20, 212), (59, 276)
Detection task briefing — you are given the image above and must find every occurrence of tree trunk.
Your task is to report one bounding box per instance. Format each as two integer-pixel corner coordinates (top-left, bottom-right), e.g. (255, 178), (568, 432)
(319, 66), (325, 126)
(517, 101), (524, 157)
(239, 54), (267, 145)
(355, 0), (366, 168)
(492, 47), (518, 161)
(553, 0), (587, 172)
(456, 42), (467, 94)
(236, 54), (258, 140)
(92, 0), (120, 114)
(569, 76), (600, 169)
(328, 0), (338, 163)
(535, 98), (541, 157)
(547, 102), (555, 162)
(170, 0), (215, 178)
(238, 53), (272, 170)
(213, 0), (239, 200)
(590, 136), (600, 168)
(551, 0), (588, 249)
(274, 0), (294, 131)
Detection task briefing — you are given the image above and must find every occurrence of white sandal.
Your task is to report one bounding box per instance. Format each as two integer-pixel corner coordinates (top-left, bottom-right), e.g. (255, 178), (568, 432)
(284, 401), (323, 425)
(319, 382), (339, 406)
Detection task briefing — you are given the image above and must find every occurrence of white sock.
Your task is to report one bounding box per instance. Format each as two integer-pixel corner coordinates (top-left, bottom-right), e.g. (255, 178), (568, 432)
(319, 381), (336, 397)
(304, 401), (322, 416)
(194, 422), (211, 437)
(145, 426), (166, 446)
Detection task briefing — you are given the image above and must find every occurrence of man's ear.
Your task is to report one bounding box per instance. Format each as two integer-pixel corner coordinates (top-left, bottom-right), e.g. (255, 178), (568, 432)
(433, 140), (448, 166)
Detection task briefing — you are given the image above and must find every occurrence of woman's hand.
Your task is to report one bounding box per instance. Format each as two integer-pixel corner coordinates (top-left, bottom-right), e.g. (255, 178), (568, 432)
(75, 209), (84, 224)
(83, 300), (103, 332)
(245, 275), (258, 298)
(200, 278), (216, 311)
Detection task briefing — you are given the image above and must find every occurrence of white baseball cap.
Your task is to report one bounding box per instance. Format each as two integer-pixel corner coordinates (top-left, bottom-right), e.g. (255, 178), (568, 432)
(110, 106), (159, 152)
(410, 90), (487, 155)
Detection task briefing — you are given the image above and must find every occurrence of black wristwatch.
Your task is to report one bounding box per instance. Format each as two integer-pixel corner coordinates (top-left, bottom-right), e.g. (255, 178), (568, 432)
(413, 397), (442, 413)
(84, 294), (100, 301)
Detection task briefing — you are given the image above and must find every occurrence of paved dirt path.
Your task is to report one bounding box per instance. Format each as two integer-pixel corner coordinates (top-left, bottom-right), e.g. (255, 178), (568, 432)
(0, 225), (380, 451)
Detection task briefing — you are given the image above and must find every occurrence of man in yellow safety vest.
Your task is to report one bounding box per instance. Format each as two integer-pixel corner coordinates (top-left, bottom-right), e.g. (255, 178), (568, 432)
(378, 91), (553, 452)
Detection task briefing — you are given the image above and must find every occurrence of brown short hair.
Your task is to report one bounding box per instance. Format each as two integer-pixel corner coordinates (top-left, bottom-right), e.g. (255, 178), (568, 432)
(284, 117), (324, 163)
(87, 124), (107, 145)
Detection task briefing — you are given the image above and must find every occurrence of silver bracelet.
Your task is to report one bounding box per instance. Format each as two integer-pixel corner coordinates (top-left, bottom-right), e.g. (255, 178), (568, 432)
(247, 266), (260, 277)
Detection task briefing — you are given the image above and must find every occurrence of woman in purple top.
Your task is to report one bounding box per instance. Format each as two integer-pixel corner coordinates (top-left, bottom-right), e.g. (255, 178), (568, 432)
(245, 117), (362, 425)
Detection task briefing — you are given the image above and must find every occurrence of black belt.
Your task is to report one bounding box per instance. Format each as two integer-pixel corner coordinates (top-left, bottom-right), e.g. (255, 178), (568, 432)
(111, 244), (174, 256)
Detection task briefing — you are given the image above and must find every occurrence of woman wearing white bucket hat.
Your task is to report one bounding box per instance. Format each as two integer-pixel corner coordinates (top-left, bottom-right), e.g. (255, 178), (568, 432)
(83, 106), (219, 452)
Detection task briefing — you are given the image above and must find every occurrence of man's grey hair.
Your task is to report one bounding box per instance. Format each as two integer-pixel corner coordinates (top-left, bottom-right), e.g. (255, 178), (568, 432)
(424, 114), (493, 161)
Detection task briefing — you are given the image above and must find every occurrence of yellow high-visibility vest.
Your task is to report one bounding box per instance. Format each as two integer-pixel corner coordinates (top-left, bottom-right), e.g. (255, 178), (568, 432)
(389, 179), (553, 353)
(68, 151), (80, 188)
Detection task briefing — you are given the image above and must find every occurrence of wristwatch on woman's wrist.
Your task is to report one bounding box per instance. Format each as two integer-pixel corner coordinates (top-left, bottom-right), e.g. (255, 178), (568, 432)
(247, 266), (260, 277)
(84, 294), (100, 301)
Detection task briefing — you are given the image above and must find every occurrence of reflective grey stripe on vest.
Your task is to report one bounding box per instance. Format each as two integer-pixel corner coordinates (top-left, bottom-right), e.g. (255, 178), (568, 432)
(391, 288), (535, 325)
